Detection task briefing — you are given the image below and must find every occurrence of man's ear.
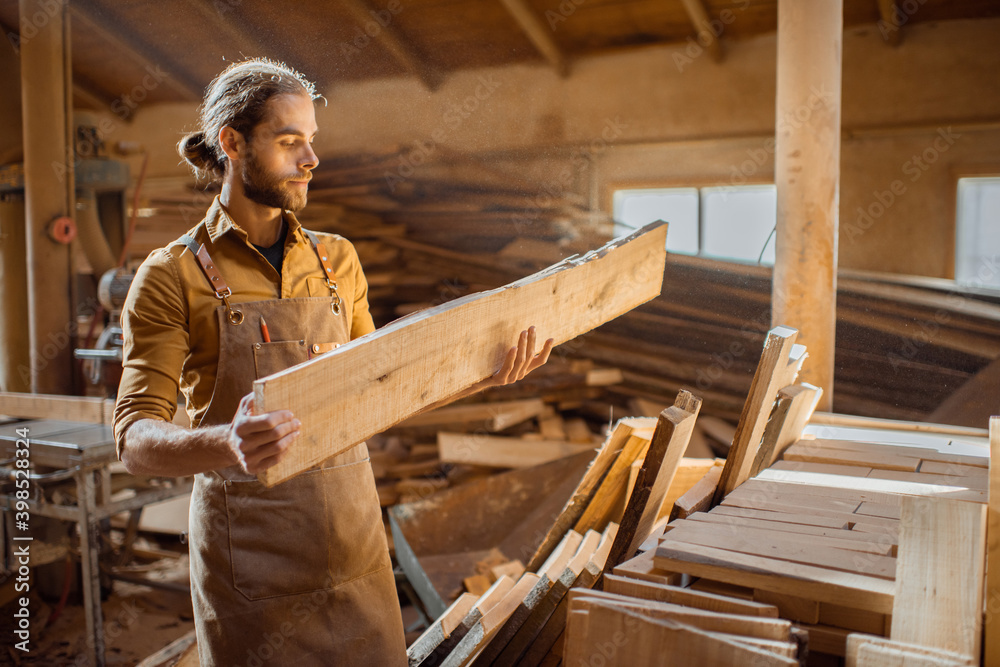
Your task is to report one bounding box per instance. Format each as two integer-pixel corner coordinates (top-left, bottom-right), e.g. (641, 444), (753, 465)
(219, 126), (245, 162)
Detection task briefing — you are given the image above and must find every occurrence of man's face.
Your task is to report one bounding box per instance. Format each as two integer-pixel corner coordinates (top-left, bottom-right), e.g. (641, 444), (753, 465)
(240, 92), (319, 212)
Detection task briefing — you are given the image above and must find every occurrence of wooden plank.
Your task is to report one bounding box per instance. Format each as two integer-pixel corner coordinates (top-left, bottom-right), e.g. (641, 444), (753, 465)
(770, 460), (874, 477)
(688, 512), (897, 549)
(808, 412), (988, 439)
(611, 549), (681, 586)
(254, 222), (668, 485)
(796, 623), (851, 657)
(525, 417), (655, 572)
(714, 326), (803, 503)
(440, 572), (542, 667)
(517, 525), (619, 666)
(755, 468), (987, 503)
(0, 392), (112, 424)
(852, 643), (971, 666)
(890, 495), (986, 659)
(573, 430), (651, 533)
(492, 529), (602, 665)
(563, 600), (798, 667)
(694, 506), (851, 530)
(602, 574), (780, 617)
(437, 432), (592, 468)
(660, 458), (722, 518)
(654, 542), (896, 614)
(604, 390), (702, 570)
(406, 592), (478, 666)
(660, 521), (897, 579)
(568, 589), (793, 641)
(422, 576), (517, 665)
(750, 383), (823, 476)
(735, 477), (903, 508)
(792, 437), (989, 469)
(398, 398), (545, 430)
(669, 464), (722, 520)
(987, 417), (1000, 667)
(783, 442), (922, 471)
(916, 460), (987, 478)
(753, 590), (819, 624)
(868, 469), (988, 492)
(671, 517), (894, 556)
(819, 603), (886, 635)
(845, 634), (977, 667)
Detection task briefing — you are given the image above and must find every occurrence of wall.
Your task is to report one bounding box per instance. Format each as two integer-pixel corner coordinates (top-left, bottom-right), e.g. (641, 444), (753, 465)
(98, 17), (1000, 278)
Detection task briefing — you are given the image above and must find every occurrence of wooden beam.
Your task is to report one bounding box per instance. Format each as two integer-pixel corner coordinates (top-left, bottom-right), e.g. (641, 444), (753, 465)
(713, 326), (802, 504)
(20, 0), (75, 395)
(437, 432), (592, 468)
(338, 0), (442, 91)
(750, 383), (822, 475)
(254, 222), (667, 486)
(890, 496), (986, 660)
(0, 392), (113, 423)
(604, 390), (702, 570)
(876, 0), (903, 47)
(984, 416), (999, 667)
(772, 0), (843, 412)
(67, 5), (201, 101)
(679, 0), (724, 63)
(499, 0), (570, 77)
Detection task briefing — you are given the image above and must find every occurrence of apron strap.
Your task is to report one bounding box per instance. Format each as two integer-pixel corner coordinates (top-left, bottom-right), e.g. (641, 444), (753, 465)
(177, 234), (245, 325)
(302, 229), (343, 315)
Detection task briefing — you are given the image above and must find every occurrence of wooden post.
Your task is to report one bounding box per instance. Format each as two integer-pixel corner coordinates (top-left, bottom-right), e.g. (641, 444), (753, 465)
(772, 0), (842, 412)
(19, 0), (76, 394)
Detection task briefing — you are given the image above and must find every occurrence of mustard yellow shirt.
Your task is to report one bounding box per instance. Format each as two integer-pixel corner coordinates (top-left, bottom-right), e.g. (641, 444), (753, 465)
(113, 196), (375, 456)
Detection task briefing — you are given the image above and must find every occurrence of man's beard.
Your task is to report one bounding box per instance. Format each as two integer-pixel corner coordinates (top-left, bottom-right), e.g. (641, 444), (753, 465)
(241, 151), (309, 212)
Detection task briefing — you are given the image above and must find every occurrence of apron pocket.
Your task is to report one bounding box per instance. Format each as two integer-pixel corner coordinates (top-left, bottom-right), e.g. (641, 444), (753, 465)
(224, 460), (388, 601)
(252, 339), (308, 379)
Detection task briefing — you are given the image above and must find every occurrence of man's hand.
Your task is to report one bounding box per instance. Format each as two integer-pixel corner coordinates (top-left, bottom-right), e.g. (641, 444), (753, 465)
(477, 326), (555, 390)
(229, 394), (301, 474)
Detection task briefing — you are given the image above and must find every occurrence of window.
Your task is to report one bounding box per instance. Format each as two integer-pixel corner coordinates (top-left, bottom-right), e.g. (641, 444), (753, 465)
(955, 177), (1000, 289)
(613, 185), (777, 265)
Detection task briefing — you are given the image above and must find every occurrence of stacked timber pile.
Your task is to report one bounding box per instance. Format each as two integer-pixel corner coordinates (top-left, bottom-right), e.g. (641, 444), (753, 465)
(400, 326), (996, 666)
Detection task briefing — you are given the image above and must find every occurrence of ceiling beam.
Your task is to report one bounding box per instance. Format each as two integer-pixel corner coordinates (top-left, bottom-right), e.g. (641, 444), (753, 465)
(680, 0), (724, 63)
(68, 4), (202, 100)
(338, 0), (443, 91)
(876, 0), (903, 46)
(499, 0), (569, 77)
(0, 18), (119, 112)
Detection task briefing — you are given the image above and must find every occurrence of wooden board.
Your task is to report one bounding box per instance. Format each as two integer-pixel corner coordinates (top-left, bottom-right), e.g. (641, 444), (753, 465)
(654, 541), (896, 614)
(714, 326), (803, 503)
(398, 398), (546, 430)
(0, 392), (113, 424)
(611, 549), (681, 586)
(437, 432), (593, 468)
(573, 432), (651, 533)
(525, 417), (654, 572)
(890, 495), (986, 660)
(987, 417), (1000, 667)
(604, 390), (702, 571)
(602, 574), (780, 617)
(254, 222), (668, 485)
(406, 593), (478, 666)
(563, 599), (798, 667)
(750, 383), (822, 476)
(782, 442), (923, 472)
(845, 634), (977, 667)
(669, 464), (722, 521)
(754, 468), (986, 503)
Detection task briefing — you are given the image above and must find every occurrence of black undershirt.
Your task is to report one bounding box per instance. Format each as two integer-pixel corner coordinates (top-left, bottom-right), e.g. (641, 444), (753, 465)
(252, 219), (287, 276)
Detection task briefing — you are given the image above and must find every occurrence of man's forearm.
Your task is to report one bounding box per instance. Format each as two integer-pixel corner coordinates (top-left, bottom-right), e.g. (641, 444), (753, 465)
(121, 418), (237, 477)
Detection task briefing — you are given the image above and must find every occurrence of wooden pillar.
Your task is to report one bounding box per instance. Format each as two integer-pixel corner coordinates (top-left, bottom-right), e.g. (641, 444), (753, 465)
(772, 0), (842, 412)
(19, 0), (76, 394)
(0, 29), (30, 393)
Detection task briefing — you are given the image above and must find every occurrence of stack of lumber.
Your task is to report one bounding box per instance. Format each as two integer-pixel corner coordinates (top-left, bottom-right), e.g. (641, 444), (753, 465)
(396, 385), (710, 665)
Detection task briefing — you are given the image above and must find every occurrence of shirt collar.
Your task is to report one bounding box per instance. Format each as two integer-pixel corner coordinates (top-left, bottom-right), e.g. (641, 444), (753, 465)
(204, 195), (305, 245)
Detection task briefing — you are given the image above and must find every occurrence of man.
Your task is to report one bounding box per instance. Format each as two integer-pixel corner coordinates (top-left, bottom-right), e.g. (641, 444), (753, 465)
(114, 59), (552, 665)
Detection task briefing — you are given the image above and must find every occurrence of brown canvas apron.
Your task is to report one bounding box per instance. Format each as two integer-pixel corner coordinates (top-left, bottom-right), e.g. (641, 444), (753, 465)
(177, 232), (406, 666)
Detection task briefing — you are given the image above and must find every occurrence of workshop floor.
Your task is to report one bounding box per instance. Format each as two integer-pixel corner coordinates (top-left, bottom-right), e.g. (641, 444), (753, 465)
(1, 557), (194, 667)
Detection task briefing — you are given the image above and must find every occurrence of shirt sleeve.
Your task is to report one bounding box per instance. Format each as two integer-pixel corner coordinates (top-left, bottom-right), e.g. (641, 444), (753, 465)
(113, 248), (190, 458)
(349, 243), (376, 340)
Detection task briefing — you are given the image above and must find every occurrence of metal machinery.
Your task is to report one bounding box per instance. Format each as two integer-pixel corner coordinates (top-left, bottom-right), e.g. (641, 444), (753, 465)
(0, 113), (190, 667)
